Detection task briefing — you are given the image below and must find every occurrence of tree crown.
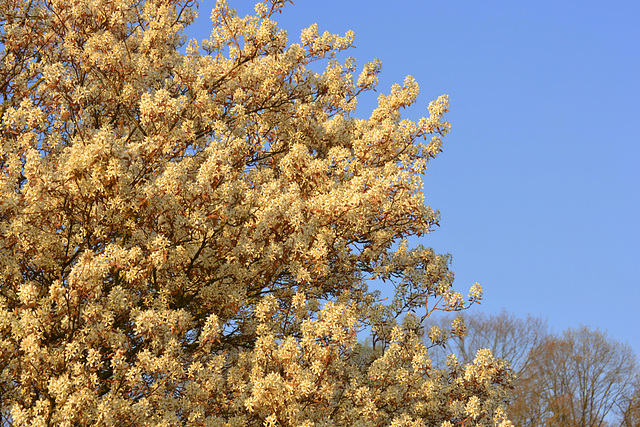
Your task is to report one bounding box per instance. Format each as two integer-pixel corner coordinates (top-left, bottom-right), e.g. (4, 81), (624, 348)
(0, 1), (513, 425)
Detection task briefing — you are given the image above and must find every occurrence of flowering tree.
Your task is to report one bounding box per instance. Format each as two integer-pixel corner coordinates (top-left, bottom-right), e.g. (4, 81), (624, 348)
(0, 0), (513, 425)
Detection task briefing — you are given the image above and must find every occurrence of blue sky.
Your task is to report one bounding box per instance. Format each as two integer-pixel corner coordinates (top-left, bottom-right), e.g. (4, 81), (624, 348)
(186, 1), (640, 355)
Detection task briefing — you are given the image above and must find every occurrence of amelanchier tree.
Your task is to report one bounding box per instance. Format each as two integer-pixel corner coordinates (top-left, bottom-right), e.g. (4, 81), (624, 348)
(0, 0), (513, 425)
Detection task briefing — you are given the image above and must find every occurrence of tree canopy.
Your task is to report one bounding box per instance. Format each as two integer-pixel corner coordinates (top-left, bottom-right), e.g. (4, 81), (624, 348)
(0, 0), (513, 425)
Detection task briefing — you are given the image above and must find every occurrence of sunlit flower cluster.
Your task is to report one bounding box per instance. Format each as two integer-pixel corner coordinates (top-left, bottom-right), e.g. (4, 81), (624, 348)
(0, 0), (512, 425)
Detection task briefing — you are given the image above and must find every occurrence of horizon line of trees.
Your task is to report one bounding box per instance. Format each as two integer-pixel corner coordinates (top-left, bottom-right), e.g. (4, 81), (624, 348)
(423, 309), (640, 427)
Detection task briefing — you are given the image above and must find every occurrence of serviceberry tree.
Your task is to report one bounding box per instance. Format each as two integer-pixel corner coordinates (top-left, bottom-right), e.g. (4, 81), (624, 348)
(0, 0), (513, 425)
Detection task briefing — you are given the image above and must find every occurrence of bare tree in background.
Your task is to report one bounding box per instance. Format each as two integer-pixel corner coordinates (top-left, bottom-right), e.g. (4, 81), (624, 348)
(428, 312), (639, 427)
(525, 327), (638, 427)
(617, 373), (640, 427)
(427, 309), (547, 372)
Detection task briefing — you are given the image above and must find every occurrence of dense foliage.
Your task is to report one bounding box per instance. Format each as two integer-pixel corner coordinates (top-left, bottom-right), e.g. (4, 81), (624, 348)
(0, 0), (513, 425)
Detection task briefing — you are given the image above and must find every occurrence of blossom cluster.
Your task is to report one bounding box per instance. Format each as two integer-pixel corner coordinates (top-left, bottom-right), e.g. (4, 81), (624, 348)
(0, 0), (512, 425)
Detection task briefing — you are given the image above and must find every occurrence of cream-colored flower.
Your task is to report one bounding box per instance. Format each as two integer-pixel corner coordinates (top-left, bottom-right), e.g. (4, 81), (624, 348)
(0, 0), (511, 425)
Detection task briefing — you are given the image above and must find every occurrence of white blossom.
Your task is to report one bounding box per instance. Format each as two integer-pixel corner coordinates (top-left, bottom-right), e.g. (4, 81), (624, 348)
(0, 0), (512, 425)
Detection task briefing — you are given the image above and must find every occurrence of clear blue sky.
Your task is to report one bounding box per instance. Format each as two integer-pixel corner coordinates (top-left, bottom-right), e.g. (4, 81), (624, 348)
(186, 1), (640, 355)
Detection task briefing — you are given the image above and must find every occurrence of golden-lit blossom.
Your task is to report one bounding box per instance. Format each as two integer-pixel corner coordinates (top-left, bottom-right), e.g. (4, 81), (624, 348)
(0, 0), (512, 425)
